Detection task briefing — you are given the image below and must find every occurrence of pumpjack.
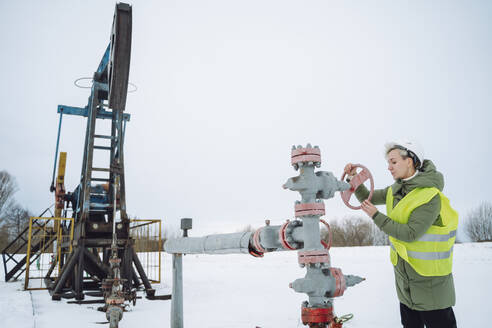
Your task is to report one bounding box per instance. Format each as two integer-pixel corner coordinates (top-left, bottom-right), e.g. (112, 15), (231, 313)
(46, 2), (157, 303)
(2, 3), (158, 310)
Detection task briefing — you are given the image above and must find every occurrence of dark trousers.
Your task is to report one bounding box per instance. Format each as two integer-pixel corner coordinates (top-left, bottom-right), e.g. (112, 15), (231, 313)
(400, 303), (457, 328)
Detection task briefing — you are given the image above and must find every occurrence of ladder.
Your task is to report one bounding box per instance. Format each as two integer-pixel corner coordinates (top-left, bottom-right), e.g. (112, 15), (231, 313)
(2, 207), (57, 282)
(76, 83), (129, 227)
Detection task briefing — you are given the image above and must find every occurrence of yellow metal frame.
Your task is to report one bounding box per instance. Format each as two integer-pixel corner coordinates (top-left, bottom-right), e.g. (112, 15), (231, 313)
(130, 219), (162, 283)
(24, 217), (74, 290)
(54, 152), (67, 219)
(24, 217), (160, 289)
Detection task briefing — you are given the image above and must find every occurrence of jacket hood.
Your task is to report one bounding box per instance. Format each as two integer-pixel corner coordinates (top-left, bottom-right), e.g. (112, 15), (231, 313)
(392, 159), (444, 195)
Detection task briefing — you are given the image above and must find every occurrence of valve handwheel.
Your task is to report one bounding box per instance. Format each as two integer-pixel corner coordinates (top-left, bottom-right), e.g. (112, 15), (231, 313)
(340, 164), (374, 210)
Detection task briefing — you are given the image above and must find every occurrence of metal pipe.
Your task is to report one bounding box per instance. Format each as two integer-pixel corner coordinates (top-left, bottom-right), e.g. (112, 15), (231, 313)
(302, 216), (323, 251)
(291, 226), (304, 243)
(165, 232), (252, 255)
(171, 253), (183, 328)
(165, 224), (308, 255)
(106, 305), (123, 328)
(258, 225), (283, 250)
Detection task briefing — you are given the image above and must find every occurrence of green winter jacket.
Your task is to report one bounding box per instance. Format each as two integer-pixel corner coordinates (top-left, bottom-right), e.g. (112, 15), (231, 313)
(355, 160), (456, 311)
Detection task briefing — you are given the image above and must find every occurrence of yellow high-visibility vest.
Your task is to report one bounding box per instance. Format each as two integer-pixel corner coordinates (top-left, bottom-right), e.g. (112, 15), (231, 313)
(386, 187), (459, 276)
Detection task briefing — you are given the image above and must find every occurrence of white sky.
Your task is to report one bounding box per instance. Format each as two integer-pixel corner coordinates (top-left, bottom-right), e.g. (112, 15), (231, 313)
(1, 0), (491, 238)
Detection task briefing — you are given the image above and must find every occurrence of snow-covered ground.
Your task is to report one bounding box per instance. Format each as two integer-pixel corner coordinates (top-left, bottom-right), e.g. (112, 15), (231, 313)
(1, 243), (491, 328)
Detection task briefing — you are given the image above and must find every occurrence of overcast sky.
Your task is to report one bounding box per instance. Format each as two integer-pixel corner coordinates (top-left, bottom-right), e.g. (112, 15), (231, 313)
(1, 0), (491, 238)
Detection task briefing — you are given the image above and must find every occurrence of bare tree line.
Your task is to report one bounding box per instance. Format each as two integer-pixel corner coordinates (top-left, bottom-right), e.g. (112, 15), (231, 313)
(465, 202), (492, 242)
(0, 171), (32, 250)
(320, 216), (389, 247)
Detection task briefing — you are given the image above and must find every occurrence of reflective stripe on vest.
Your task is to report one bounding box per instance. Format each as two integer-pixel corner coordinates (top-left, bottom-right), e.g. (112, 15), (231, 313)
(390, 242), (454, 260)
(418, 229), (457, 242)
(386, 186), (459, 277)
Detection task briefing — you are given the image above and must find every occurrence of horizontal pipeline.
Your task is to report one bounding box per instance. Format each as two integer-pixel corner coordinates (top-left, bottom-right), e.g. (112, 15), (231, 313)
(164, 232), (253, 255)
(164, 224), (307, 255)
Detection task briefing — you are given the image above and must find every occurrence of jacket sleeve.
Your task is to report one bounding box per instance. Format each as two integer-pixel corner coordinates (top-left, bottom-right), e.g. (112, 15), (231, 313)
(372, 194), (441, 242)
(354, 184), (388, 206)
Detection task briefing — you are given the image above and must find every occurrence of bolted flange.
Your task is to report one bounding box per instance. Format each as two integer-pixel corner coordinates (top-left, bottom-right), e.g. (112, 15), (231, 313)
(291, 145), (321, 169)
(279, 221), (297, 250)
(252, 227), (266, 254)
(301, 306), (334, 326)
(295, 202), (325, 217)
(106, 296), (125, 305)
(298, 249), (331, 265)
(327, 268), (346, 298)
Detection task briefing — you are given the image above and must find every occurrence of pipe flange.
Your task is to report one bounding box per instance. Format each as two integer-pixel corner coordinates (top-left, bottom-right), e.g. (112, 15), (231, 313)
(295, 202), (325, 217)
(301, 306), (334, 325)
(106, 297), (125, 305)
(252, 228), (266, 254)
(298, 249), (331, 265)
(279, 221), (296, 250)
(330, 268), (347, 297)
(291, 145), (321, 168)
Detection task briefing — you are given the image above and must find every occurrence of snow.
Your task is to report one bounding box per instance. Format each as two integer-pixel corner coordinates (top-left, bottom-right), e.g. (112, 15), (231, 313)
(1, 243), (491, 328)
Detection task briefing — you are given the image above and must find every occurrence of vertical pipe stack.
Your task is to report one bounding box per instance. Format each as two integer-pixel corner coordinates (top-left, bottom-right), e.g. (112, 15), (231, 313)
(283, 144), (364, 327)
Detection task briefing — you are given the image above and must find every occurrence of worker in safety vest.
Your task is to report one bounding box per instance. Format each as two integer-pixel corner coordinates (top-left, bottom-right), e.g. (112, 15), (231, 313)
(344, 140), (458, 328)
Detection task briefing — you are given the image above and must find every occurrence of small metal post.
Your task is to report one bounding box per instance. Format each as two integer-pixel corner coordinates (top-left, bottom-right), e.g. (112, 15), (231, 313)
(23, 217), (34, 290)
(171, 253), (183, 328)
(181, 218), (192, 237)
(171, 218), (192, 328)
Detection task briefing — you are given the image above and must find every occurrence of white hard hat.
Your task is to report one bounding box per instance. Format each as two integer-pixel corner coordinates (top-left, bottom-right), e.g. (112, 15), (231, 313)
(384, 139), (425, 168)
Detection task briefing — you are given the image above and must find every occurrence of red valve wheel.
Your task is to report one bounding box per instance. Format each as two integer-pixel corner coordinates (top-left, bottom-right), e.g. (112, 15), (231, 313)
(340, 164), (374, 210)
(320, 219), (332, 250)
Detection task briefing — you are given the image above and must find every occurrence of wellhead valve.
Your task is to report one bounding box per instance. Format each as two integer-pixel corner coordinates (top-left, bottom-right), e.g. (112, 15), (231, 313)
(283, 144), (365, 328)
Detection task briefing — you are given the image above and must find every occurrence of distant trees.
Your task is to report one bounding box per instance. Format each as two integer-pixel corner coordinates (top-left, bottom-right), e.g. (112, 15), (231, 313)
(465, 202), (492, 242)
(0, 170), (18, 218)
(372, 223), (389, 246)
(321, 216), (377, 247)
(0, 170), (32, 250)
(3, 204), (30, 238)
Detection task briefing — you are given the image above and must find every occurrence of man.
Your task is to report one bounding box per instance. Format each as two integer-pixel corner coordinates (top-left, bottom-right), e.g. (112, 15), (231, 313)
(344, 140), (458, 328)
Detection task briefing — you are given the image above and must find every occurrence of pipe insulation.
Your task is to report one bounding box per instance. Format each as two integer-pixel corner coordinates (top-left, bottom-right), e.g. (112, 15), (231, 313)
(164, 224), (307, 255)
(164, 232), (253, 255)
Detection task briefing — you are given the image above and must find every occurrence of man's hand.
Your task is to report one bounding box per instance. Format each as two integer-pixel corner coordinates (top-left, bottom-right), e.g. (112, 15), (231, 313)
(361, 200), (378, 218)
